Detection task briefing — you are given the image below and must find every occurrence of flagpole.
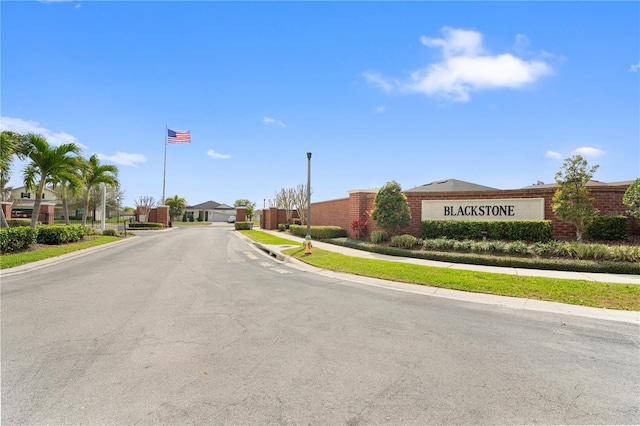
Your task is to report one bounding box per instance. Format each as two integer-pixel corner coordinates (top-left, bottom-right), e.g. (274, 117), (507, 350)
(162, 123), (167, 204)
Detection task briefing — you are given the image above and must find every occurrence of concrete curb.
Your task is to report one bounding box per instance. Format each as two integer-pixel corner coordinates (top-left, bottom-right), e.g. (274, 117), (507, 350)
(239, 233), (640, 325)
(1, 236), (139, 277)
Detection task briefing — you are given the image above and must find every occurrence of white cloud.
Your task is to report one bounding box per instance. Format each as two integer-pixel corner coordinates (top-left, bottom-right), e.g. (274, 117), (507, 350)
(263, 117), (285, 127)
(375, 106), (385, 113)
(629, 61), (640, 72)
(573, 147), (605, 158)
(545, 151), (563, 159)
(365, 27), (553, 102)
(97, 152), (147, 167)
(362, 72), (395, 92)
(207, 149), (231, 159)
(0, 116), (88, 149)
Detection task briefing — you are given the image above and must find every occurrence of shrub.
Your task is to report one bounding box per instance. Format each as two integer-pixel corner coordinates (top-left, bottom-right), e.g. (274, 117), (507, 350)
(234, 221), (253, 230)
(390, 234), (418, 249)
(289, 225), (347, 239)
(36, 225), (88, 245)
(453, 239), (473, 251)
(0, 227), (38, 253)
(370, 230), (389, 244)
(531, 241), (563, 257)
(609, 245), (640, 262)
(585, 215), (628, 241)
(6, 219), (30, 228)
(422, 220), (552, 242)
(102, 228), (119, 237)
(350, 218), (369, 239)
(371, 181), (411, 235)
(506, 241), (530, 255)
(278, 223), (287, 232)
(127, 222), (164, 229)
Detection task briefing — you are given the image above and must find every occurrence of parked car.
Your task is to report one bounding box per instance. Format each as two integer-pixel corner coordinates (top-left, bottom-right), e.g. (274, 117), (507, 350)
(227, 215), (236, 223)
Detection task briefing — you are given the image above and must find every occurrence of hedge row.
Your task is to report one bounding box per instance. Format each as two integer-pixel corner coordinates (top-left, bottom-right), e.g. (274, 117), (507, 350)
(234, 222), (253, 230)
(585, 216), (628, 241)
(422, 220), (553, 242)
(6, 219), (31, 228)
(289, 225), (347, 239)
(0, 224), (89, 253)
(0, 227), (38, 253)
(127, 222), (164, 230)
(326, 238), (640, 275)
(36, 225), (89, 245)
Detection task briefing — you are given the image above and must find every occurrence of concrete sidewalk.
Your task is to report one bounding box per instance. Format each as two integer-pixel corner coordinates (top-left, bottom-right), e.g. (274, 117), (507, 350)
(244, 230), (640, 325)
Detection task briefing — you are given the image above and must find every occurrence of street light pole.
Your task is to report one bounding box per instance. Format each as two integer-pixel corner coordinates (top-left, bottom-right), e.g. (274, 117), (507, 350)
(306, 152), (312, 238)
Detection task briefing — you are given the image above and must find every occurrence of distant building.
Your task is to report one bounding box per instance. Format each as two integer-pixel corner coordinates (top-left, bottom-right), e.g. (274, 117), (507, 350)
(184, 200), (235, 222)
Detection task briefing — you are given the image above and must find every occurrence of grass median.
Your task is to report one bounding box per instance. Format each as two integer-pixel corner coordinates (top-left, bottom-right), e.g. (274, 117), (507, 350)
(1, 236), (122, 269)
(240, 230), (640, 311)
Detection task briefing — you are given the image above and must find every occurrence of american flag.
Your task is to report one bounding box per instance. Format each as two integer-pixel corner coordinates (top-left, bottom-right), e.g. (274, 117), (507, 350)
(167, 129), (191, 143)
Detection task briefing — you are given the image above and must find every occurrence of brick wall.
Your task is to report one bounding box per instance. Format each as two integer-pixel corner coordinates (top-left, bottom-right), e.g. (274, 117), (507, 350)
(260, 207), (300, 230)
(260, 183), (637, 240)
(405, 185), (636, 239)
(1, 202), (11, 221)
(310, 197), (350, 228)
(138, 206), (169, 227)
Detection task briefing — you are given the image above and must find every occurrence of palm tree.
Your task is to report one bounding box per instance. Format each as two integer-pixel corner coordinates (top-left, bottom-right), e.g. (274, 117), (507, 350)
(80, 154), (118, 226)
(21, 133), (81, 228)
(50, 158), (84, 225)
(0, 131), (23, 228)
(164, 195), (187, 223)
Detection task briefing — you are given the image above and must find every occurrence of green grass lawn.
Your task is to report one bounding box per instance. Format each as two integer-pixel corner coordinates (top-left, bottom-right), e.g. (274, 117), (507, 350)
(239, 230), (300, 245)
(1, 236), (121, 269)
(240, 230), (639, 311)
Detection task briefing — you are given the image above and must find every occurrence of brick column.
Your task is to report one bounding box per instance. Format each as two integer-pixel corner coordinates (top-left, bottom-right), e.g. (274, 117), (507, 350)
(1, 202), (12, 222)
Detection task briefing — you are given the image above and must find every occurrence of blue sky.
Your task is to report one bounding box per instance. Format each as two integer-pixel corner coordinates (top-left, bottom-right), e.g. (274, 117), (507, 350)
(2, 1), (638, 209)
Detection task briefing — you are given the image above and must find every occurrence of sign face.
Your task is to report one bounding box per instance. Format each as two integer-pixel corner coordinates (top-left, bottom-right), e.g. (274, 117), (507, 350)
(422, 198), (545, 221)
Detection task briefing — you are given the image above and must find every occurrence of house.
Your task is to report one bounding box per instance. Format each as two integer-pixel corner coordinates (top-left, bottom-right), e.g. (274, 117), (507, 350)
(8, 186), (59, 220)
(7, 186), (106, 221)
(184, 200), (235, 222)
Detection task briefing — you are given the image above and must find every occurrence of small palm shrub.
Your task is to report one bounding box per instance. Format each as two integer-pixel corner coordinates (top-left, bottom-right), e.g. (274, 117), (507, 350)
(370, 230), (389, 244)
(102, 228), (119, 237)
(506, 241), (530, 255)
(390, 234), (418, 249)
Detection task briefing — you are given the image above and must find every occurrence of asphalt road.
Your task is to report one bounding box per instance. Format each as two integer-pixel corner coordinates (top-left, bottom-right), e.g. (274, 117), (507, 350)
(2, 226), (639, 425)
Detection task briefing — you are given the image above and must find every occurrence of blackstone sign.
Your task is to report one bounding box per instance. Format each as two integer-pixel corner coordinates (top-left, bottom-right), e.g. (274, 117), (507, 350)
(422, 198), (545, 221)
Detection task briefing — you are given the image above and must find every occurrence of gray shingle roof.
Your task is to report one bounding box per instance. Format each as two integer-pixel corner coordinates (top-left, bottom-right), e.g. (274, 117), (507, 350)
(187, 200), (221, 210)
(406, 179), (498, 192)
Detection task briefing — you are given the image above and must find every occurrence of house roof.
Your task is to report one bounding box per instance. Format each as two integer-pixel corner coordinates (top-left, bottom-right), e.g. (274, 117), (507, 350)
(406, 179), (498, 193)
(187, 200), (220, 210)
(186, 200), (234, 210)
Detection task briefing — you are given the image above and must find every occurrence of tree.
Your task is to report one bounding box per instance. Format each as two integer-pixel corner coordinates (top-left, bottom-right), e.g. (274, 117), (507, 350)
(0, 131), (24, 228)
(551, 155), (599, 242)
(371, 180), (411, 236)
(135, 195), (156, 222)
(622, 178), (640, 219)
(234, 199), (256, 221)
(274, 187), (296, 223)
(21, 133), (81, 228)
(293, 184), (312, 225)
(50, 158), (84, 225)
(165, 195), (187, 223)
(79, 154), (119, 226)
(245, 204), (255, 222)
